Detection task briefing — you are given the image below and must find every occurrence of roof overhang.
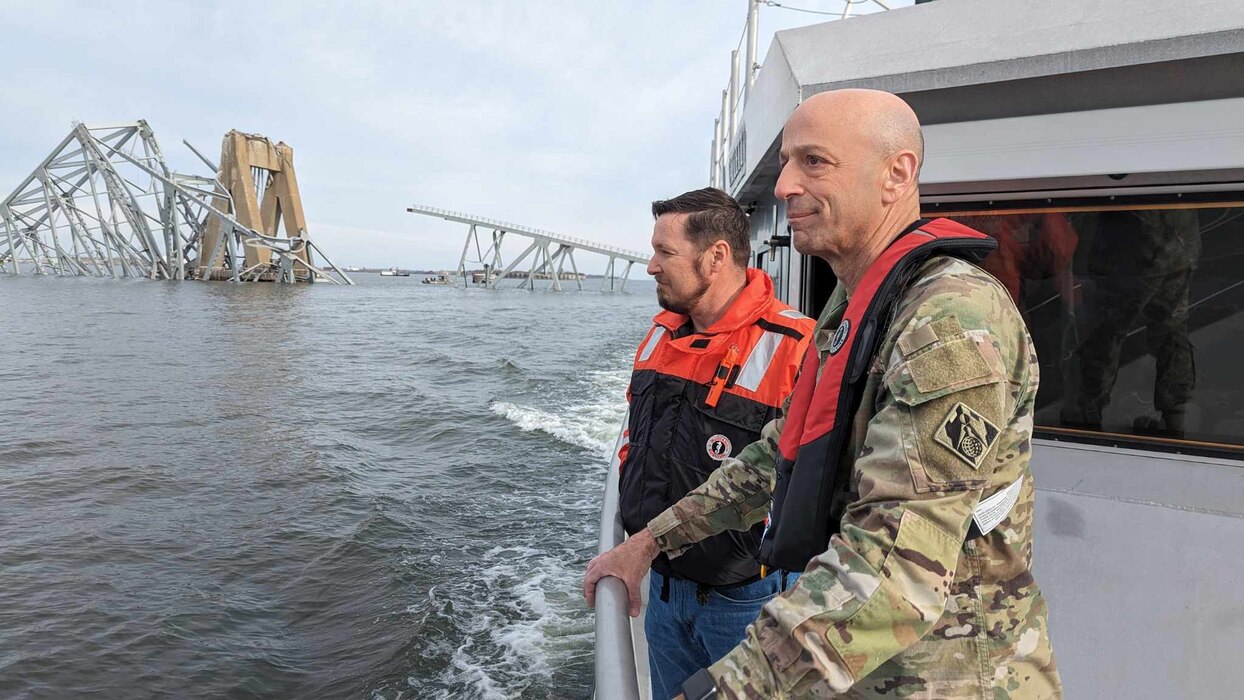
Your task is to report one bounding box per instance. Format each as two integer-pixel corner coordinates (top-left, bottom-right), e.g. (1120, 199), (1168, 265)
(728, 0), (1244, 204)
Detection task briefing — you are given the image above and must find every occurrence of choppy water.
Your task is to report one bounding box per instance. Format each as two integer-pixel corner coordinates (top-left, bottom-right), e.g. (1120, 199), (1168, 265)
(0, 273), (655, 699)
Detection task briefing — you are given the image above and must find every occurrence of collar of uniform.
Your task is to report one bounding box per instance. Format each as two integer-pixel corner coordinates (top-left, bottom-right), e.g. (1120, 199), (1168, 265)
(813, 252), (960, 357)
(813, 284), (849, 354)
(810, 219), (928, 353)
(652, 268), (775, 333)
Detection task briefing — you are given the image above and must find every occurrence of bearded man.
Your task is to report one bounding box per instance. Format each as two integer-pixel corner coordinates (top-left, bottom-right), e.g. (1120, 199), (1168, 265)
(585, 187), (813, 698)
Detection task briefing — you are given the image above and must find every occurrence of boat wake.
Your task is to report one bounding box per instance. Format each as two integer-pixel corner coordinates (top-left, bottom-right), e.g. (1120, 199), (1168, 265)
(489, 368), (629, 456)
(428, 544), (593, 699)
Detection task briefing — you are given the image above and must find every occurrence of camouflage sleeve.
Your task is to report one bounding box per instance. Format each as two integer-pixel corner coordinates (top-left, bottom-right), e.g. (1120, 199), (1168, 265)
(709, 285), (1025, 697)
(645, 416), (780, 557)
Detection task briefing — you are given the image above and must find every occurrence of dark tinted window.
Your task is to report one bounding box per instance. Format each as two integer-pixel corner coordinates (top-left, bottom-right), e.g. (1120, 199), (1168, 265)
(934, 200), (1244, 453)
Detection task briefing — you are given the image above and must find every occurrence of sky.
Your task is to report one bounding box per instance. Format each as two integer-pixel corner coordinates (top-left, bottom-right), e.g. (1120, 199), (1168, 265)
(0, 0), (909, 272)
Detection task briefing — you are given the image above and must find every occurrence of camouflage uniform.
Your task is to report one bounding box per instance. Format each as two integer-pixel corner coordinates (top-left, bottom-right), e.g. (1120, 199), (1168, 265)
(647, 256), (1062, 698)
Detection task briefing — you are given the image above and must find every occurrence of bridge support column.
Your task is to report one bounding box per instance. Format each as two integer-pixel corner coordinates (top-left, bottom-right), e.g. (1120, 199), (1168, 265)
(566, 248), (583, 291)
(602, 256), (616, 291)
(496, 240), (538, 287)
(457, 224), (476, 286)
(523, 240), (556, 291)
(546, 243), (562, 292)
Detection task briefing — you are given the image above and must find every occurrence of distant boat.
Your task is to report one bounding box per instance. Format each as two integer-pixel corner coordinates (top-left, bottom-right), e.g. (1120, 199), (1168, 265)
(421, 273), (453, 285)
(379, 267), (409, 277)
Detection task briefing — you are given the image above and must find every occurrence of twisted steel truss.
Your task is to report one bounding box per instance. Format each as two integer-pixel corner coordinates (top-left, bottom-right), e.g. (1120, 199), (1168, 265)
(0, 121), (352, 284)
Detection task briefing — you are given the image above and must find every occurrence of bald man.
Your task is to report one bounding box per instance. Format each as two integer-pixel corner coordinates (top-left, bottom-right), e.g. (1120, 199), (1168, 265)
(593, 90), (1061, 699)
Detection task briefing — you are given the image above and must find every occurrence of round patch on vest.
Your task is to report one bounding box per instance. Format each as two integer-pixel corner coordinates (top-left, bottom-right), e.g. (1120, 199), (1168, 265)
(706, 434), (732, 461)
(829, 319), (851, 355)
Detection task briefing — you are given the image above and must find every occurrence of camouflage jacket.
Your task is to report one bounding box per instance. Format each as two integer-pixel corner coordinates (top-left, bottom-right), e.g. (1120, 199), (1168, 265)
(647, 256), (1062, 698)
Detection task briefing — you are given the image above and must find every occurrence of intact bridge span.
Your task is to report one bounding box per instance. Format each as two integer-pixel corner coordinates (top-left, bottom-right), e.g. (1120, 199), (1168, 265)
(406, 205), (649, 291)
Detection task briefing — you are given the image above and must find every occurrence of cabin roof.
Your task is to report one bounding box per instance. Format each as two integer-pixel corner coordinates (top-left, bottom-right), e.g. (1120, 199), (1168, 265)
(776, 0), (1243, 97)
(730, 0), (1244, 200)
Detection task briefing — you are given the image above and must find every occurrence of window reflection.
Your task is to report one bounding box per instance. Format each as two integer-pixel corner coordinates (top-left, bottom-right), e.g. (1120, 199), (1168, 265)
(940, 201), (1244, 451)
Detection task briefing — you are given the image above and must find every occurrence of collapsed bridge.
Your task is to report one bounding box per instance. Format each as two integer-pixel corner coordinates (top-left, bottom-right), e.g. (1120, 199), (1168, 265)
(0, 121), (352, 284)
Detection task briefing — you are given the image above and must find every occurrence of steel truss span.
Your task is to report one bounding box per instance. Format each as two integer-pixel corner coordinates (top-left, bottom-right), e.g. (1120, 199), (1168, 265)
(406, 204), (650, 292)
(0, 121), (353, 284)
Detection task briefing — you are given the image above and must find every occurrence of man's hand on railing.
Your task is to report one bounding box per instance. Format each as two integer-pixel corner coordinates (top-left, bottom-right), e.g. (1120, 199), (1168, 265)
(583, 527), (660, 617)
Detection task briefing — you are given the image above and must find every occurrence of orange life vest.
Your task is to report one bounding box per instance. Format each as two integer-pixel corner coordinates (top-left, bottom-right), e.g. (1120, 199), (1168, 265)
(619, 268), (814, 586)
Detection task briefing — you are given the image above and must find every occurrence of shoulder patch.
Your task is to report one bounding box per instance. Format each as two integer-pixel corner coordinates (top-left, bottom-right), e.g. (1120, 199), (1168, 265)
(934, 402), (1000, 470)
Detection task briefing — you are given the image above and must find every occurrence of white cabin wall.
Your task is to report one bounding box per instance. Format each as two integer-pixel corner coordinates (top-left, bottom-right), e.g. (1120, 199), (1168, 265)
(1031, 441), (1244, 698)
(735, 37), (801, 192)
(922, 98), (1244, 188)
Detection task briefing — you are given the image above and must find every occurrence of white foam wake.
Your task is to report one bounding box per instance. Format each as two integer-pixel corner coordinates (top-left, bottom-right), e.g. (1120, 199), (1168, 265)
(492, 373), (626, 455)
(431, 544), (594, 698)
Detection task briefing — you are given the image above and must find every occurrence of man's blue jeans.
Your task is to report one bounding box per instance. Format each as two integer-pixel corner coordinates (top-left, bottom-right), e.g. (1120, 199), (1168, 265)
(644, 571), (796, 700)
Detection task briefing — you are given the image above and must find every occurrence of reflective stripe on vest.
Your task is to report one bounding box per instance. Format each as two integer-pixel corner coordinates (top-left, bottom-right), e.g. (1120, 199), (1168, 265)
(638, 326), (665, 362)
(734, 330), (786, 392)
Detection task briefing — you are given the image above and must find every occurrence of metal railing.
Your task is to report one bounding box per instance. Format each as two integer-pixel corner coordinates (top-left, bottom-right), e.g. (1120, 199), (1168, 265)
(593, 414), (642, 700)
(710, 0), (895, 188)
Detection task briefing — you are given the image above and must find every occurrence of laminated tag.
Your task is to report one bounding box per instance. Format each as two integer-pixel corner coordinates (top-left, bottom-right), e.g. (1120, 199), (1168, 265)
(972, 476), (1023, 536)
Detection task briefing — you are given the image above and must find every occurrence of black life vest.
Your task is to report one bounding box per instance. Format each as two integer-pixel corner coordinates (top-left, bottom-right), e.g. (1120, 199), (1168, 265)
(619, 272), (813, 586)
(758, 219), (997, 572)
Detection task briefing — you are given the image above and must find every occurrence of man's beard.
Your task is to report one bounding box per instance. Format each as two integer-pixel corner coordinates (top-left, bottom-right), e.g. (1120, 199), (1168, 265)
(656, 272), (711, 316)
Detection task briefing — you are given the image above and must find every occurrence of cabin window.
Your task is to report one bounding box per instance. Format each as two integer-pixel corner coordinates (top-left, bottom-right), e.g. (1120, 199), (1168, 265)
(929, 195), (1244, 455)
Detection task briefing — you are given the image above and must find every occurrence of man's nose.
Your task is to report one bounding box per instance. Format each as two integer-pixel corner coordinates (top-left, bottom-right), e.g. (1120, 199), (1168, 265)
(774, 163), (801, 201)
(646, 258), (660, 277)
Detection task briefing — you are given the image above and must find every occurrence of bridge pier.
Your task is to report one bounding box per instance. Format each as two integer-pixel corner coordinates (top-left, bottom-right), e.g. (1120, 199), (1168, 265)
(600, 257), (636, 292)
(0, 122), (353, 284)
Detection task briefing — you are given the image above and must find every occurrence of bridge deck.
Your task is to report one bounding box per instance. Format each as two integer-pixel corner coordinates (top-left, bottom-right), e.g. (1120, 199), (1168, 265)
(406, 205), (649, 264)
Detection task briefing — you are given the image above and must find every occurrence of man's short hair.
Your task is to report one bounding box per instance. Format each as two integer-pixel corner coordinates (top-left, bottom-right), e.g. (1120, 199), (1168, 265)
(651, 188), (750, 268)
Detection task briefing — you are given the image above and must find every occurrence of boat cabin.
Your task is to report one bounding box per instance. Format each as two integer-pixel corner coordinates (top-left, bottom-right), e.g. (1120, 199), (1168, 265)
(706, 0), (1244, 696)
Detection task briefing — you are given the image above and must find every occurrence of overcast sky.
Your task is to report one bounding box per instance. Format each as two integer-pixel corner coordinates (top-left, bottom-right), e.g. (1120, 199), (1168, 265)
(0, 1), (909, 272)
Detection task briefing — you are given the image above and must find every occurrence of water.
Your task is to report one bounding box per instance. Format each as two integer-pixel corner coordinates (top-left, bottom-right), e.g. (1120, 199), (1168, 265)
(0, 273), (656, 699)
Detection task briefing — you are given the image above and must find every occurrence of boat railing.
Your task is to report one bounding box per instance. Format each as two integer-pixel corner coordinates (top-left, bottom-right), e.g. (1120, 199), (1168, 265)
(593, 413), (642, 700)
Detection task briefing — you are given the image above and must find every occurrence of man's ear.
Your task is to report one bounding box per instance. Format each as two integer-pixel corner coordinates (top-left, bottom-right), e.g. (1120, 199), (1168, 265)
(709, 240), (732, 273)
(881, 150), (919, 205)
